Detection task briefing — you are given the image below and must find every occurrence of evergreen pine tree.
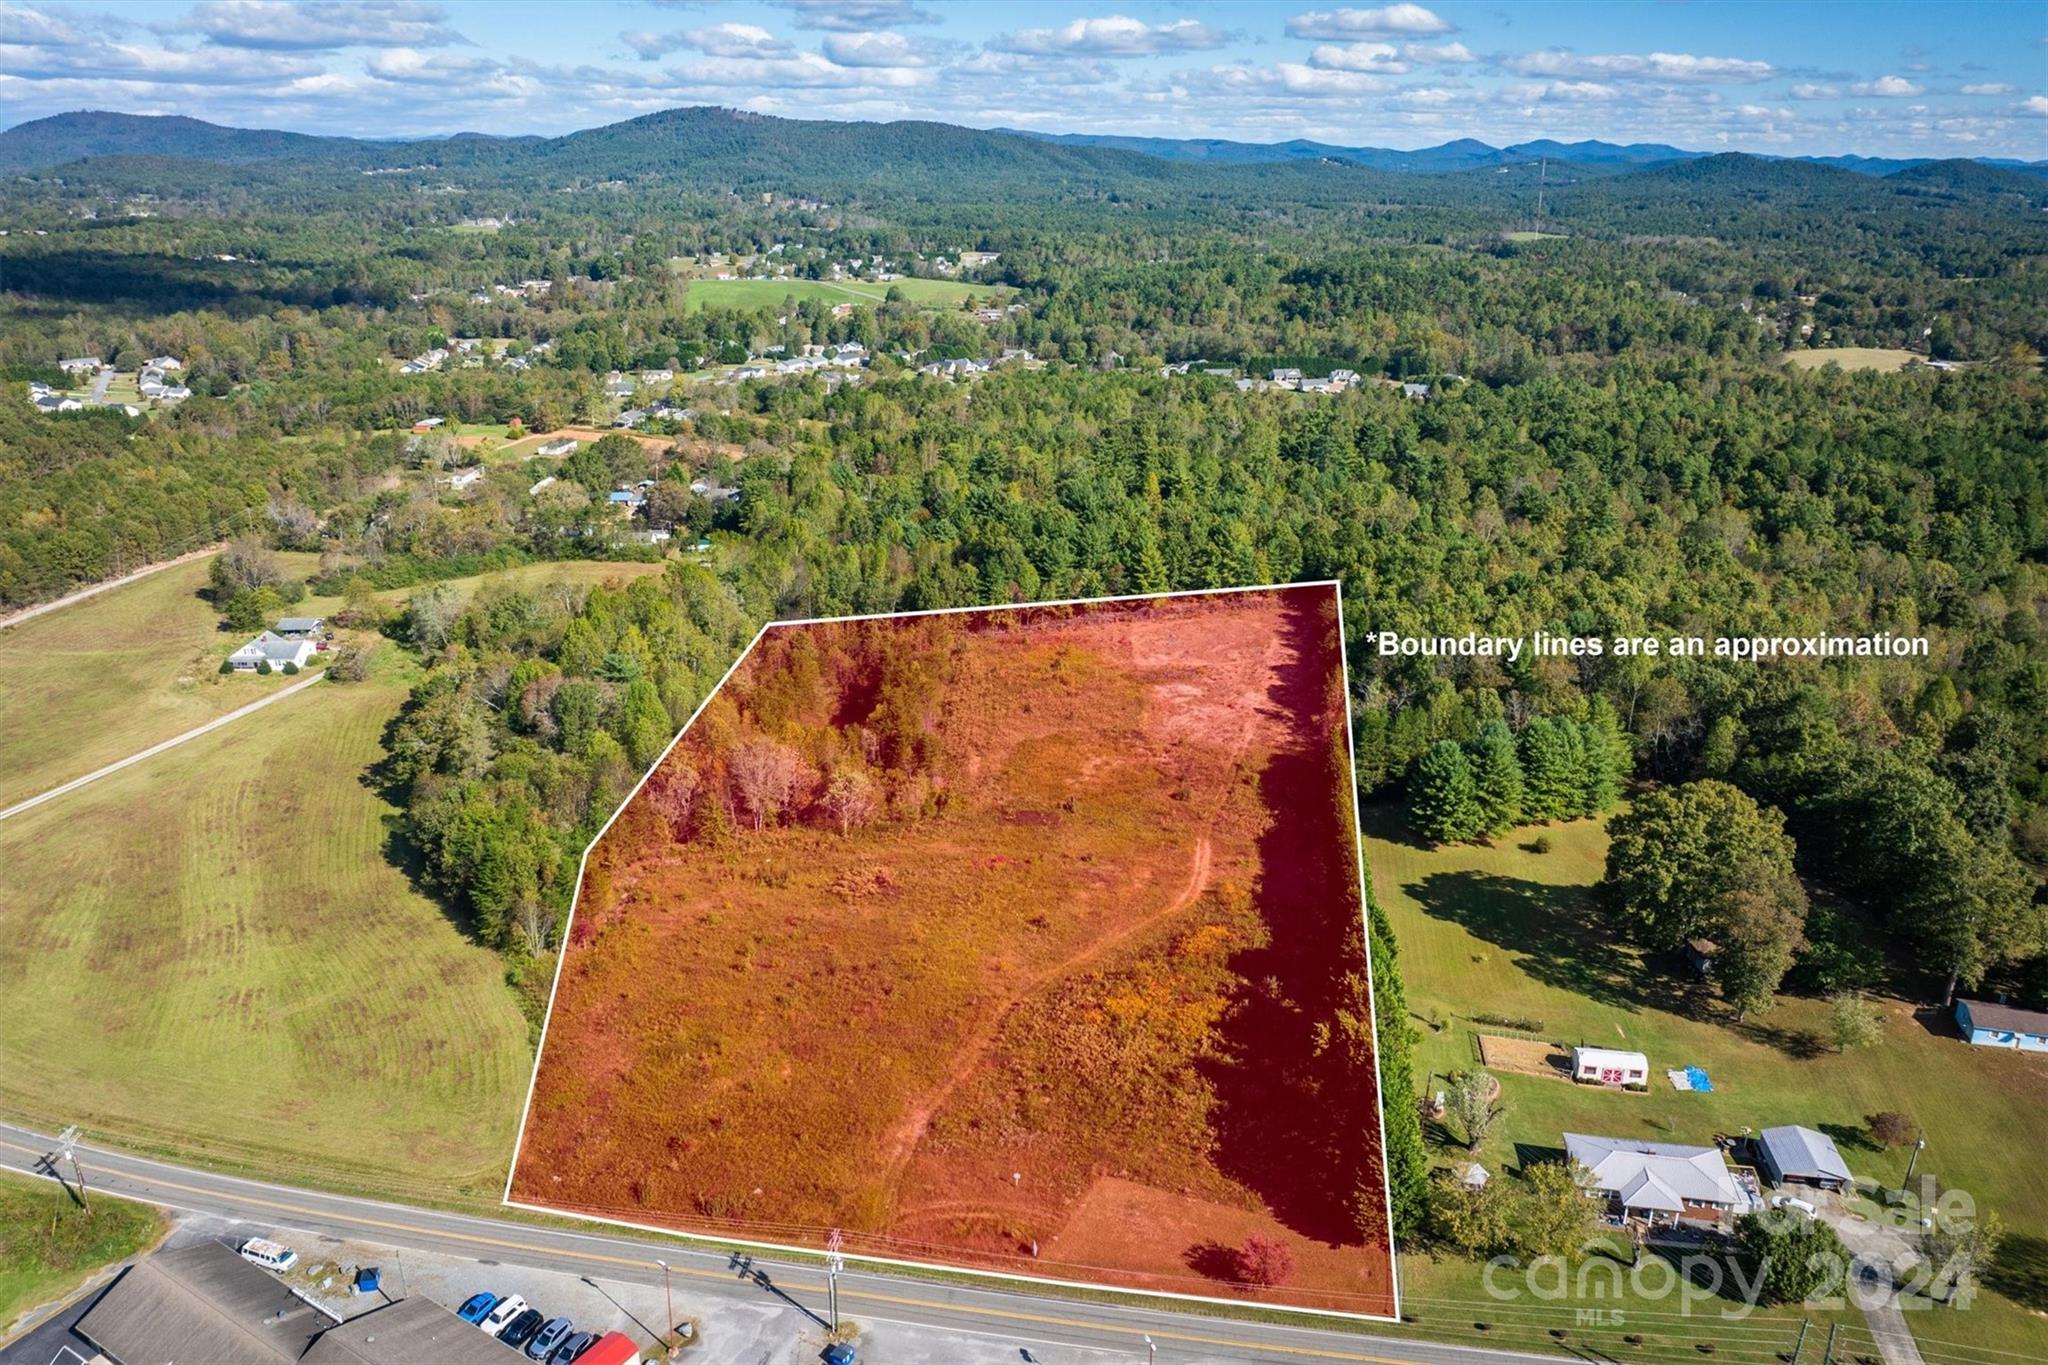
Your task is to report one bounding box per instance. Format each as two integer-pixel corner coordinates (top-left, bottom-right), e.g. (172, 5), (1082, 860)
(1470, 719), (1525, 836)
(1412, 739), (1483, 844)
(1520, 717), (1581, 821)
(1580, 698), (1630, 814)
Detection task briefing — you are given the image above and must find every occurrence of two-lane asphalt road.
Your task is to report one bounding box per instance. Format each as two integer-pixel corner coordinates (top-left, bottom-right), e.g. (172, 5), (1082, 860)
(0, 1121), (1556, 1365)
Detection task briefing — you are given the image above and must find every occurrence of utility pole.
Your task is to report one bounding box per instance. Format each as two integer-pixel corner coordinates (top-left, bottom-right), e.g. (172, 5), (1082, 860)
(1903, 1137), (1927, 1197)
(56, 1126), (88, 1211)
(655, 1260), (675, 1358)
(825, 1229), (844, 1332)
(1144, 1334), (1156, 1364)
(1821, 1322), (1838, 1365)
(1789, 1318), (1809, 1364)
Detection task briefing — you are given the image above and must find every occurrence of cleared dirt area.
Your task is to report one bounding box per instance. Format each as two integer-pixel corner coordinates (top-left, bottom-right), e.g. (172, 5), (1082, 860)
(1476, 1034), (1570, 1079)
(1781, 347), (1928, 373)
(511, 586), (1395, 1317)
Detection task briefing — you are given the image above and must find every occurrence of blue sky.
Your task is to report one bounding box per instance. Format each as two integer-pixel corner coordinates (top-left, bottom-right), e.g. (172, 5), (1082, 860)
(3, 1), (2045, 157)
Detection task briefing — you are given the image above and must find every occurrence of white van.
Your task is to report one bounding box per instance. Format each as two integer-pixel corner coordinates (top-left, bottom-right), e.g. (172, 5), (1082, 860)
(237, 1238), (299, 1272)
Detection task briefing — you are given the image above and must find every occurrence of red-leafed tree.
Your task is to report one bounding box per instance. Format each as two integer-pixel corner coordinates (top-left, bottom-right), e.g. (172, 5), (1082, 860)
(1233, 1234), (1295, 1287)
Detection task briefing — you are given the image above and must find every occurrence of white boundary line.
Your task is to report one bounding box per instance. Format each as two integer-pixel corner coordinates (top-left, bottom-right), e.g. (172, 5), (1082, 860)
(501, 580), (1402, 1324)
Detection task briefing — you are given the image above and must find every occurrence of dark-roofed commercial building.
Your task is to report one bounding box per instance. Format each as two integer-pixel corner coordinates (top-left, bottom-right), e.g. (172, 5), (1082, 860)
(1755, 1125), (1854, 1191)
(75, 1241), (330, 1365)
(301, 1297), (521, 1365)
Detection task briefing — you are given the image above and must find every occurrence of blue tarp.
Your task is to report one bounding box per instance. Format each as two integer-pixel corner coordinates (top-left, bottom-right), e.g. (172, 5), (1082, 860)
(1684, 1065), (1714, 1093)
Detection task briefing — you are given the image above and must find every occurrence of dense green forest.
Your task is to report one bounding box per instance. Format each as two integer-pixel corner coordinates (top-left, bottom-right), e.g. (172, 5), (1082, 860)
(5, 107), (2045, 1249)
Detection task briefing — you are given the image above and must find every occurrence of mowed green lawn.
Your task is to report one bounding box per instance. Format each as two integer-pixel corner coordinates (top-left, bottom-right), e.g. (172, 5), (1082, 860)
(1364, 803), (2048, 1358)
(0, 555), (342, 810)
(683, 276), (1006, 313)
(0, 662), (533, 1203)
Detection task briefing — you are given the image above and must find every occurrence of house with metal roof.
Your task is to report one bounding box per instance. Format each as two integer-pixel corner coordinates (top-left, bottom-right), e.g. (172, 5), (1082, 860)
(1565, 1132), (1748, 1227)
(1755, 1125), (1853, 1191)
(276, 617), (325, 638)
(230, 631), (316, 673)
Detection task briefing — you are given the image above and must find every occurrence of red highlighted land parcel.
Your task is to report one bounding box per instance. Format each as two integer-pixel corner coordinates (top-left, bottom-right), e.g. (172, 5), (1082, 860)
(508, 584), (1396, 1318)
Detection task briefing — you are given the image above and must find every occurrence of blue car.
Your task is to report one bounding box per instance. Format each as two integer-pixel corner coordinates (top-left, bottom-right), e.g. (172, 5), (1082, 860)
(456, 1292), (501, 1325)
(525, 1317), (575, 1361)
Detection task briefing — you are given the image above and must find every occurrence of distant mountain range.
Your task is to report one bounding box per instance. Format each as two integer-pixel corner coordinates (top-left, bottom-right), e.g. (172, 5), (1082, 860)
(1009, 128), (2048, 179)
(0, 109), (2042, 209)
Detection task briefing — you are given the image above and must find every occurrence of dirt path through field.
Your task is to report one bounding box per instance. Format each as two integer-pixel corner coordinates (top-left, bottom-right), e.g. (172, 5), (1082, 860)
(878, 598), (1301, 1215)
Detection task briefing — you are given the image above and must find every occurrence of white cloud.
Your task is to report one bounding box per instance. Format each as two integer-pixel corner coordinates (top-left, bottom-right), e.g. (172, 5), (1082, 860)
(0, 3), (76, 46)
(622, 30), (683, 61)
(1182, 61), (1391, 99)
(773, 0), (941, 33)
(167, 1), (466, 52)
(1308, 42), (1407, 74)
(668, 50), (927, 90)
(1790, 83), (1839, 99)
(1402, 41), (1473, 65)
(821, 31), (933, 68)
(992, 15), (1226, 58)
(1958, 82), (2013, 96)
(1851, 75), (1923, 97)
(1507, 50), (1775, 83)
(1286, 5), (1452, 39)
(2022, 94), (2048, 115)
(682, 23), (792, 60)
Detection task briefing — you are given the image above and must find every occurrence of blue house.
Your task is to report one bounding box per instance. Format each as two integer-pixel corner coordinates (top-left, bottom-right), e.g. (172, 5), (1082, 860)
(1954, 998), (2048, 1052)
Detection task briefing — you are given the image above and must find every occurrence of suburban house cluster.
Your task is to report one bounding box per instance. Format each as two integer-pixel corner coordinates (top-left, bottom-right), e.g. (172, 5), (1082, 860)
(27, 353), (189, 414)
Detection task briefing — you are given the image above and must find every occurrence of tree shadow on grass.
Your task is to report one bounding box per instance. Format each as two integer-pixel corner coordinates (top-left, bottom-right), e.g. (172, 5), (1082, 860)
(1200, 591), (1382, 1251)
(1734, 1018), (1828, 1061)
(1405, 869), (1651, 1014)
(1820, 1121), (1879, 1155)
(1182, 1240), (1241, 1284)
(1984, 1231), (2048, 1313)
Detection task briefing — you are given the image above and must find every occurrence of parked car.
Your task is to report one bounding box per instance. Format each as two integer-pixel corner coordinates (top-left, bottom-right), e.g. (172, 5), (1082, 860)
(481, 1294), (529, 1333)
(1770, 1195), (1818, 1218)
(549, 1330), (596, 1363)
(237, 1239), (298, 1273)
(457, 1292), (502, 1325)
(498, 1308), (546, 1347)
(526, 1317), (575, 1361)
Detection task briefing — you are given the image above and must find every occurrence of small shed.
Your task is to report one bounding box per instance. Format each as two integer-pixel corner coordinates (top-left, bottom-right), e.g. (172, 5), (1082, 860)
(1458, 1163), (1489, 1190)
(1683, 937), (1718, 979)
(1571, 1046), (1649, 1087)
(1756, 1125), (1853, 1192)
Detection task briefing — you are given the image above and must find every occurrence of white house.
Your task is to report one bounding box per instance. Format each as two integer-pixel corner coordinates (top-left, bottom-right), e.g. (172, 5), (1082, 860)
(1570, 1046), (1649, 1087)
(229, 631), (315, 673)
(536, 438), (579, 457)
(58, 356), (101, 374)
(1955, 998), (2048, 1051)
(1564, 1133), (1747, 1227)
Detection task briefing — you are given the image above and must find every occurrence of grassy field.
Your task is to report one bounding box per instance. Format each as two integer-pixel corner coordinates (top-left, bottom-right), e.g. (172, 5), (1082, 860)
(0, 1171), (163, 1340)
(683, 276), (1005, 314)
(0, 651), (533, 1202)
(0, 553), (340, 810)
(1781, 347), (1927, 373)
(0, 556), (670, 811)
(1363, 803), (2048, 1358)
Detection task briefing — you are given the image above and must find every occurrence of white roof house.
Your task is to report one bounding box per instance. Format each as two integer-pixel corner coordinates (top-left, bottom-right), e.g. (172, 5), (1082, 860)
(1565, 1133), (1744, 1224)
(229, 631), (315, 672)
(59, 356), (102, 373)
(1571, 1046), (1649, 1086)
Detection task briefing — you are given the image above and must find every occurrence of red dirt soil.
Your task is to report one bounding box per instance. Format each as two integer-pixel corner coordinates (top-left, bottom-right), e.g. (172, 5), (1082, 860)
(509, 585), (1395, 1317)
